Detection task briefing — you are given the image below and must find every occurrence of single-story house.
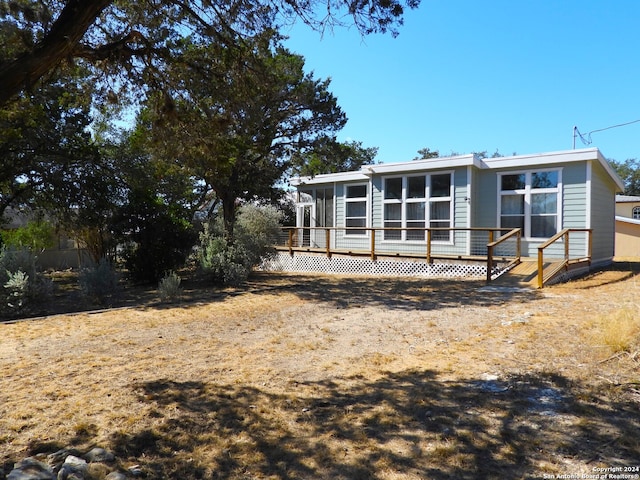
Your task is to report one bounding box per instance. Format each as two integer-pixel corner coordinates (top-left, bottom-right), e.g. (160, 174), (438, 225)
(266, 148), (624, 283)
(615, 195), (640, 258)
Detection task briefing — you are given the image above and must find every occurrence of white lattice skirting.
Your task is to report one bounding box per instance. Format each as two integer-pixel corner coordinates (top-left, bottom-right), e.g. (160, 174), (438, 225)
(260, 252), (493, 279)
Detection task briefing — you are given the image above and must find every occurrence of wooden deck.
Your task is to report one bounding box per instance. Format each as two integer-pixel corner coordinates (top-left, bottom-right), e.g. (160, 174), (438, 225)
(491, 258), (591, 288)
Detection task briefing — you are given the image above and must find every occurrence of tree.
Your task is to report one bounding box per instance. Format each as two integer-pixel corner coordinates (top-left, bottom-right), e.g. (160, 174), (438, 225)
(142, 30), (347, 240)
(292, 138), (378, 176)
(0, 0), (420, 106)
(0, 70), (100, 220)
(107, 136), (198, 283)
(413, 147), (439, 160)
(609, 158), (640, 196)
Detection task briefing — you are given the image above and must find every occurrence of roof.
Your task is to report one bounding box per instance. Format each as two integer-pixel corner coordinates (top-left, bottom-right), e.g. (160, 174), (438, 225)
(291, 148), (625, 191)
(616, 216), (640, 226)
(616, 195), (640, 203)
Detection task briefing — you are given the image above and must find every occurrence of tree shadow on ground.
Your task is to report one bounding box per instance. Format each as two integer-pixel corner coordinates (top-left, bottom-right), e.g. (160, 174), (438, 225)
(105, 370), (640, 479)
(245, 272), (541, 312)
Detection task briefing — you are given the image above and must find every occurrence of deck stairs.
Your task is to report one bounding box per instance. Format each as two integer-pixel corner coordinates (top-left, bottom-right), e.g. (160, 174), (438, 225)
(492, 258), (567, 288)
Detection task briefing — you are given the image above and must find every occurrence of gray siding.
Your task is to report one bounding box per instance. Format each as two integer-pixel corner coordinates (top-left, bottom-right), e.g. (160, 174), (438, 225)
(562, 163), (587, 229)
(474, 171), (498, 228)
(589, 160), (617, 263)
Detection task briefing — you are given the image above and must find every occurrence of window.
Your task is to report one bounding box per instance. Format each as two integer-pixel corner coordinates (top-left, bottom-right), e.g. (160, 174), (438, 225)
(315, 188), (334, 227)
(345, 184), (367, 235)
(633, 206), (640, 220)
(383, 173), (452, 241)
(499, 170), (560, 238)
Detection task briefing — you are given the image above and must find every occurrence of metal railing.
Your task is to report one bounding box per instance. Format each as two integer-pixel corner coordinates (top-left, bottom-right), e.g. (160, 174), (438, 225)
(536, 228), (592, 288)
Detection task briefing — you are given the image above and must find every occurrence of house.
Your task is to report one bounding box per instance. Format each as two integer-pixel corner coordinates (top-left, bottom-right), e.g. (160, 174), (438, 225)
(615, 194), (640, 258)
(265, 148), (624, 284)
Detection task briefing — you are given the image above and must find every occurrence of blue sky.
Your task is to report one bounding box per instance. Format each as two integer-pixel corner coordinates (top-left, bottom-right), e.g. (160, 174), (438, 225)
(284, 1), (640, 164)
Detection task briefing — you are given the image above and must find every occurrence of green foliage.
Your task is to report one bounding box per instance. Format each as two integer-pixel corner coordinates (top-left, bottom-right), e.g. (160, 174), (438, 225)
(158, 271), (182, 302)
(78, 258), (119, 304)
(609, 158), (640, 195)
(1, 220), (55, 251)
(141, 30), (347, 239)
(0, 0), (419, 106)
(292, 138), (378, 176)
(0, 68), (99, 219)
(4, 270), (30, 310)
(114, 192), (197, 284)
(198, 204), (282, 286)
(0, 246), (52, 316)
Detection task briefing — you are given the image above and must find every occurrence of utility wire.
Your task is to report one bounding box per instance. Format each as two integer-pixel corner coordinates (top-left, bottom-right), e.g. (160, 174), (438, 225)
(574, 119), (640, 147)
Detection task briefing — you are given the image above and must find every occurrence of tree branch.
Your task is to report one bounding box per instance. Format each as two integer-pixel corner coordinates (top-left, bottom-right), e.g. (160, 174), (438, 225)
(0, 0), (112, 106)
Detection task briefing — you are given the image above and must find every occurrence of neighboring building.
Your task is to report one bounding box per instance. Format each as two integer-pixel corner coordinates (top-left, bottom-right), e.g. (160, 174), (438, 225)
(1, 208), (91, 269)
(269, 148), (624, 281)
(615, 195), (640, 258)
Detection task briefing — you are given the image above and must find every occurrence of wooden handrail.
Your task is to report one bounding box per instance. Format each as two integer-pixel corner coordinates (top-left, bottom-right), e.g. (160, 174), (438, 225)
(486, 228), (521, 282)
(537, 228), (592, 288)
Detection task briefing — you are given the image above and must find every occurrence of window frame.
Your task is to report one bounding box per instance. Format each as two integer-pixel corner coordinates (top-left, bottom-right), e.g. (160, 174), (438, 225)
(382, 171), (454, 243)
(497, 169), (562, 239)
(344, 183), (369, 236)
(633, 206), (640, 220)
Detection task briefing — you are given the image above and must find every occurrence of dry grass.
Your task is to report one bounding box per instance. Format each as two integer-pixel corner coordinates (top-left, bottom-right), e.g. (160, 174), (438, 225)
(1, 264), (640, 479)
(595, 307), (640, 353)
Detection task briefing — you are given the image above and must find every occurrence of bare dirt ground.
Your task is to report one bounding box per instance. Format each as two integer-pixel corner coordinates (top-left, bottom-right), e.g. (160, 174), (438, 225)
(1, 262), (640, 479)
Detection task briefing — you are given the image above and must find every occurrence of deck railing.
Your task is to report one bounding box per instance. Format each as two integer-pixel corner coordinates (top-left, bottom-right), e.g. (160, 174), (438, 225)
(486, 228), (522, 282)
(536, 228), (592, 288)
(277, 226), (520, 265)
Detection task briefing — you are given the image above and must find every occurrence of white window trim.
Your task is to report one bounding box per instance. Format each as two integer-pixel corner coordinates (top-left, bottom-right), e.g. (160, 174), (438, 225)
(344, 182), (369, 236)
(381, 171), (454, 243)
(497, 169), (563, 239)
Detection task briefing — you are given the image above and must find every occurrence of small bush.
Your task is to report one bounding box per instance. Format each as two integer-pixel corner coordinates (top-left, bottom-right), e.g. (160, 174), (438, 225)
(158, 271), (182, 302)
(79, 259), (119, 304)
(198, 205), (282, 286)
(0, 246), (51, 316)
(4, 270), (30, 310)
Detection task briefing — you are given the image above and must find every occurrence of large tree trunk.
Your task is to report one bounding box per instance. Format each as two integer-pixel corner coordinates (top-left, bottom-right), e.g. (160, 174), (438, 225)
(0, 0), (111, 106)
(220, 193), (237, 244)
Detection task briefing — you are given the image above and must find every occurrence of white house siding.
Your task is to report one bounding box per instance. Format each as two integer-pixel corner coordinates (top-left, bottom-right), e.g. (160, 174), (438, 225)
(589, 160), (618, 264)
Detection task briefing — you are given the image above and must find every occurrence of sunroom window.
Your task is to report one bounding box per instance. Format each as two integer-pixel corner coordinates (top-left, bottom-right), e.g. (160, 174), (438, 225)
(499, 170), (560, 238)
(345, 184), (367, 235)
(383, 173), (452, 241)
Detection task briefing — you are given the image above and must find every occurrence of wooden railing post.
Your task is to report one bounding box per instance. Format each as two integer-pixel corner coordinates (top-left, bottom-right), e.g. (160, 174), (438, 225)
(370, 229), (376, 261)
(326, 228), (331, 258)
(564, 230), (570, 261)
(426, 229), (432, 264)
(537, 247), (544, 289)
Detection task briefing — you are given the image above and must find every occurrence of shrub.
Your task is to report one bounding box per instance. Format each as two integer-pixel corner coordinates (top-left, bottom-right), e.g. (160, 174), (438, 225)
(198, 204), (282, 286)
(1, 219), (55, 251)
(79, 258), (119, 304)
(158, 271), (182, 302)
(0, 246), (52, 316)
(114, 198), (197, 284)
